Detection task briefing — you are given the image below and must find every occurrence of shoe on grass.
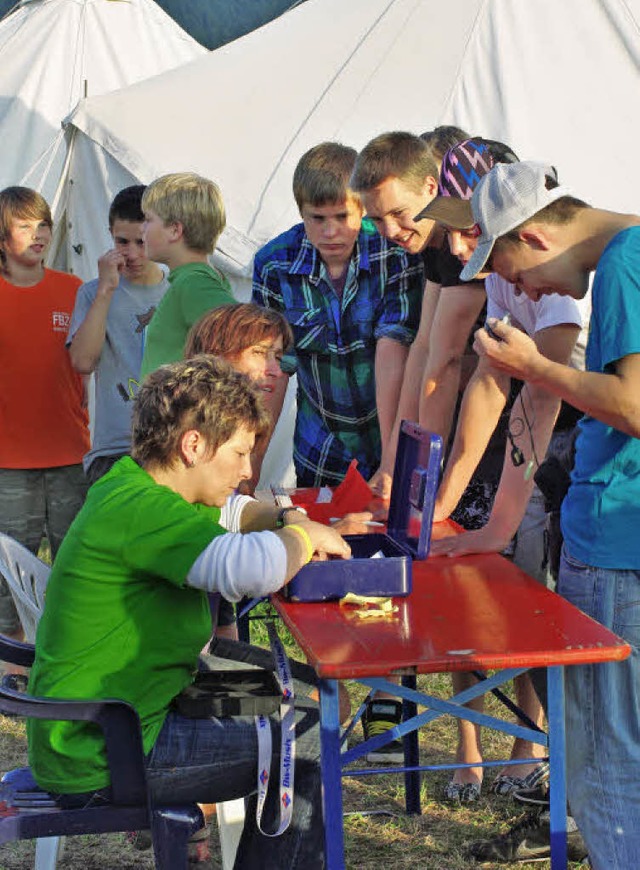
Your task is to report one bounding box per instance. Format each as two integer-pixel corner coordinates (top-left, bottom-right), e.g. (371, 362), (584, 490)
(362, 699), (404, 764)
(512, 778), (550, 808)
(442, 779), (482, 803)
(491, 760), (550, 797)
(466, 810), (588, 864)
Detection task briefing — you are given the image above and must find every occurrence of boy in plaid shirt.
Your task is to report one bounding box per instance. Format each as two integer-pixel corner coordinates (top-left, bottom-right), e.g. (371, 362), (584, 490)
(252, 142), (423, 486)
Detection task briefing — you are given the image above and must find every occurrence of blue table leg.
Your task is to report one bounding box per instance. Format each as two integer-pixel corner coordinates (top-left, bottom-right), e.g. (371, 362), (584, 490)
(319, 677), (345, 870)
(547, 665), (568, 870)
(402, 674), (421, 814)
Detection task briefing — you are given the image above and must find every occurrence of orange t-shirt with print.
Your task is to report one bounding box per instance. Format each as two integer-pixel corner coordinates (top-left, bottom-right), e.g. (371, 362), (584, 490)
(0, 269), (90, 468)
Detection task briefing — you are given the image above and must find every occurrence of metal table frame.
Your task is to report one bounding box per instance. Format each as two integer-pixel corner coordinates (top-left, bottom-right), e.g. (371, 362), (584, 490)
(274, 539), (629, 870)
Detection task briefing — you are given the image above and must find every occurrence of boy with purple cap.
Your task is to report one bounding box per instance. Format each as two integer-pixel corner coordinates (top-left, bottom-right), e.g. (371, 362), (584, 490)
(419, 146), (586, 569)
(458, 160), (640, 870)
(415, 139), (585, 809)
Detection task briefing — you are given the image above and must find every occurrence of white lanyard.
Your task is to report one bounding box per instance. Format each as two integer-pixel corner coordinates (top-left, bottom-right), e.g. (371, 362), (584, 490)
(255, 621), (295, 836)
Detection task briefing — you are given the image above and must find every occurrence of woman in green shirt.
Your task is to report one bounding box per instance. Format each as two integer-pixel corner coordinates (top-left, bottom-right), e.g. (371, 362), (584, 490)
(28, 354), (350, 869)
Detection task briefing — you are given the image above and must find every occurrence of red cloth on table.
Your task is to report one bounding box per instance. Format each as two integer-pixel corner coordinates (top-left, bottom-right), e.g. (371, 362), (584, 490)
(290, 460), (374, 523)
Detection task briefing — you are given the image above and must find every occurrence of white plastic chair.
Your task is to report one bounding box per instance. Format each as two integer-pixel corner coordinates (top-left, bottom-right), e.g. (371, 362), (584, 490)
(0, 532), (64, 870)
(0, 533), (50, 644)
(216, 797), (246, 869)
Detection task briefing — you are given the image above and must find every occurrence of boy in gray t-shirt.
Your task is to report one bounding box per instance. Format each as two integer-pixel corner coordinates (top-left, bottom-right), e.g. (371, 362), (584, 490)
(68, 186), (168, 484)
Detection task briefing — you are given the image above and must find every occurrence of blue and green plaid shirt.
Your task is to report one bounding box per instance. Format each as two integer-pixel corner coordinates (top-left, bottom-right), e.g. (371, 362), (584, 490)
(252, 221), (423, 485)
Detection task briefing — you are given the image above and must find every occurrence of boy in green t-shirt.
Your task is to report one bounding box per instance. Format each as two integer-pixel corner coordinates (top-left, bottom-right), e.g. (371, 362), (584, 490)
(140, 172), (235, 377)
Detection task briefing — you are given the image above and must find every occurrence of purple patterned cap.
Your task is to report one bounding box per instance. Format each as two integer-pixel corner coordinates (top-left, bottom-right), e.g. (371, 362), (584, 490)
(414, 137), (519, 226)
(439, 138), (495, 197)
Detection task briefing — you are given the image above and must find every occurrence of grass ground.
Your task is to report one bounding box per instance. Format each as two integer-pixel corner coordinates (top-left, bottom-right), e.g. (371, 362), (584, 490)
(0, 607), (582, 869)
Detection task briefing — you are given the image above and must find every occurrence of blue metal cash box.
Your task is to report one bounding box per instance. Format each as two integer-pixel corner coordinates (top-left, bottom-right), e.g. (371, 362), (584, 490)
(283, 422), (442, 602)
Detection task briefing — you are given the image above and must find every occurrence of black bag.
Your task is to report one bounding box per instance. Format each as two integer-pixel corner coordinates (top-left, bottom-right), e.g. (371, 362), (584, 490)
(534, 429), (577, 581)
(174, 667), (283, 718)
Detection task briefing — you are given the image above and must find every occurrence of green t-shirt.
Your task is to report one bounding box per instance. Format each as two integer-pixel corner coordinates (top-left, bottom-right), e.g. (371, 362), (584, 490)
(140, 261), (234, 378)
(27, 457), (226, 794)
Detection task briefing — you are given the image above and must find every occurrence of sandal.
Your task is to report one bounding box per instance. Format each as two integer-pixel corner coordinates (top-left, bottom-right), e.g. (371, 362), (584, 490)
(490, 760), (550, 797)
(442, 779), (482, 803)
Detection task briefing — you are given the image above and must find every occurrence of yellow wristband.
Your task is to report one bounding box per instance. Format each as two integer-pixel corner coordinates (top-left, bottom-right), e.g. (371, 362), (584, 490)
(286, 523), (314, 564)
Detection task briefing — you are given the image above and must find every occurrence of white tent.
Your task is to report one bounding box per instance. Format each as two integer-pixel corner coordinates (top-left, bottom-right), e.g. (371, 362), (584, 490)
(46, 0), (640, 486)
(0, 0), (206, 201)
(60, 0), (640, 285)
(0, 0), (205, 458)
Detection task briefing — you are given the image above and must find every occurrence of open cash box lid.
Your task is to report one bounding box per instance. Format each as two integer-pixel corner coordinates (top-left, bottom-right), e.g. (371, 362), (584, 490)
(283, 422), (442, 602)
(386, 421), (443, 560)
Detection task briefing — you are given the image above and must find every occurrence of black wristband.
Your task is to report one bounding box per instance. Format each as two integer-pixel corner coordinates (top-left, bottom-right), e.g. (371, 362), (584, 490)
(276, 506), (307, 528)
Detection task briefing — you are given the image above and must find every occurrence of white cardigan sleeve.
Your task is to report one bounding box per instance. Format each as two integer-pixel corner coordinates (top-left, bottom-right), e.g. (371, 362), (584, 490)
(186, 494), (287, 600)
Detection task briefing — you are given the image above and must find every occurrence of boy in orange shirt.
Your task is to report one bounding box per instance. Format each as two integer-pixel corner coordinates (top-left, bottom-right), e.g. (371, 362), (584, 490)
(0, 187), (89, 639)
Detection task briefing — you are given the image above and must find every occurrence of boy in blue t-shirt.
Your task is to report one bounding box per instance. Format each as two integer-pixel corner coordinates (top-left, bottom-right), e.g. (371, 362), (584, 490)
(68, 186), (168, 483)
(460, 160), (640, 870)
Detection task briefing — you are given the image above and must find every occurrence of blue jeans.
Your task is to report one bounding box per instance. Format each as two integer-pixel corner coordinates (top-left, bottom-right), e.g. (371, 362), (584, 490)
(511, 485), (550, 586)
(558, 547), (640, 870)
(145, 639), (324, 869)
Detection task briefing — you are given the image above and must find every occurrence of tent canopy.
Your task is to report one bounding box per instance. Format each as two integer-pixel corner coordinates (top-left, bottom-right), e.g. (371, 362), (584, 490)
(0, 0), (206, 197)
(63, 0), (640, 286)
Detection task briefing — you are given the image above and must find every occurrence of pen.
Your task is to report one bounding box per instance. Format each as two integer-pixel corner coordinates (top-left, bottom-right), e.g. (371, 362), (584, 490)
(330, 518), (385, 527)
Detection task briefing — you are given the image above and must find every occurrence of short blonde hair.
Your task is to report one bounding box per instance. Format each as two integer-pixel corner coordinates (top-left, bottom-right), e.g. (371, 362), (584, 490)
(132, 355), (269, 469)
(142, 172), (226, 254)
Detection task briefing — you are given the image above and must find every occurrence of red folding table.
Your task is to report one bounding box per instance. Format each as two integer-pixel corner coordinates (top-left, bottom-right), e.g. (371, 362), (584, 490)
(273, 521), (630, 869)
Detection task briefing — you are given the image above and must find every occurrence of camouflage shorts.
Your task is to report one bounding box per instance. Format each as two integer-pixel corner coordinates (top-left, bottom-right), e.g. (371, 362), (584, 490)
(0, 465), (87, 633)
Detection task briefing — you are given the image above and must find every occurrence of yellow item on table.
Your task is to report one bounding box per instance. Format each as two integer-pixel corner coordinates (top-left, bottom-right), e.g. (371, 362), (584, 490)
(339, 592), (398, 618)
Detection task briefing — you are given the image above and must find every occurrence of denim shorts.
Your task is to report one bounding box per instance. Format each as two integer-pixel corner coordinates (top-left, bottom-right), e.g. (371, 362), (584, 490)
(558, 547), (640, 870)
